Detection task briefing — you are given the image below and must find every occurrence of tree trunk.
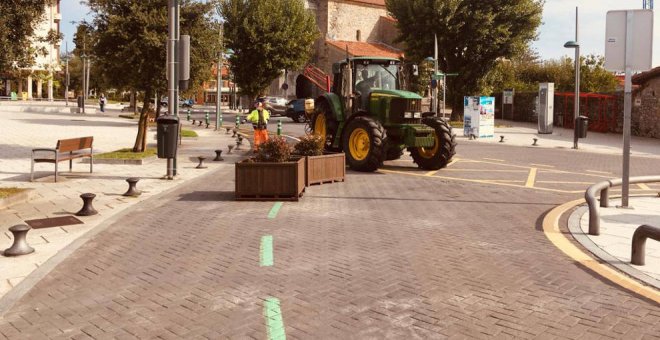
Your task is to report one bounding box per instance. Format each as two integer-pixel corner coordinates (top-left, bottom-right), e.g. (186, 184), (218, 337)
(133, 89), (153, 152)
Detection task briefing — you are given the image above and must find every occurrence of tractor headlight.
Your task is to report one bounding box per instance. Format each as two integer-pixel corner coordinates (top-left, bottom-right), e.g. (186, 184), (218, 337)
(413, 112), (422, 118)
(404, 112), (413, 118)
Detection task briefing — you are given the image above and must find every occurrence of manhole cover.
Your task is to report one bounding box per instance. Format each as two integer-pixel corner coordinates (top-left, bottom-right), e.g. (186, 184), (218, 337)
(25, 216), (83, 229)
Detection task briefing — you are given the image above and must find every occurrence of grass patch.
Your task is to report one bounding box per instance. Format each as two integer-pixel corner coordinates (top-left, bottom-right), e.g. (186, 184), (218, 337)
(181, 129), (198, 137)
(0, 188), (26, 199)
(95, 148), (157, 159)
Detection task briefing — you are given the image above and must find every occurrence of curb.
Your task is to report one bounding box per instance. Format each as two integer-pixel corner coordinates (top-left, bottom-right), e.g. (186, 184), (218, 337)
(542, 199), (660, 304)
(0, 189), (34, 210)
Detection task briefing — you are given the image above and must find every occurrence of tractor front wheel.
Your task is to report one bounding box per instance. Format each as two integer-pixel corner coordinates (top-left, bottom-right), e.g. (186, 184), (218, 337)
(342, 116), (386, 172)
(311, 101), (336, 150)
(409, 117), (456, 170)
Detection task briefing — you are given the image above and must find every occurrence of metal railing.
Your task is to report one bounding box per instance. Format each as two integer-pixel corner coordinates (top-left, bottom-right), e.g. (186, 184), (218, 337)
(585, 175), (660, 235)
(631, 224), (660, 265)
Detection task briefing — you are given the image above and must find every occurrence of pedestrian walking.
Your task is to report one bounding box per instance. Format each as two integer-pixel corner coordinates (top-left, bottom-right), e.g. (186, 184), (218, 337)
(99, 93), (107, 113)
(246, 101), (270, 151)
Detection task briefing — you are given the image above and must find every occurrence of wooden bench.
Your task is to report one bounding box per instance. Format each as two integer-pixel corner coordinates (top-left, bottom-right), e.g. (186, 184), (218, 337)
(31, 137), (94, 182)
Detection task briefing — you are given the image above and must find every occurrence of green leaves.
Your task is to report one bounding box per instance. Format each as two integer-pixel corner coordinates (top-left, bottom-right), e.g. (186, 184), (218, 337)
(219, 0), (318, 99)
(387, 0), (543, 117)
(0, 0), (47, 71)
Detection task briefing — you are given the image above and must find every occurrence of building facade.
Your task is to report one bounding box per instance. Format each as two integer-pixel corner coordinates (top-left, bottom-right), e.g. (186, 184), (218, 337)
(269, 0), (402, 99)
(4, 0), (62, 100)
(632, 66), (660, 138)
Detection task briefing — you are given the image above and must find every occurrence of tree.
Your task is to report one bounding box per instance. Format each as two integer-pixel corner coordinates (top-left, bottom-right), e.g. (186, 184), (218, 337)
(87, 0), (221, 152)
(386, 0), (543, 120)
(0, 0), (45, 71)
(219, 0), (318, 99)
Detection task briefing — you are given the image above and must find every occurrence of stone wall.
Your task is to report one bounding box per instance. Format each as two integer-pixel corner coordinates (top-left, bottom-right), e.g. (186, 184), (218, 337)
(632, 78), (660, 138)
(327, 1), (387, 43)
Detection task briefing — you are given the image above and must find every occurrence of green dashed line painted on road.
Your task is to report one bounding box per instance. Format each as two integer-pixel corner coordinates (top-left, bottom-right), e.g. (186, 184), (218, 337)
(264, 297), (286, 340)
(268, 202), (283, 219)
(260, 235), (274, 267)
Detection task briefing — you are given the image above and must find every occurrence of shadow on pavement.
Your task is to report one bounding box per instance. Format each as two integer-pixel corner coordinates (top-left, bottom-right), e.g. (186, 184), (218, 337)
(177, 190), (234, 202)
(14, 119), (135, 128)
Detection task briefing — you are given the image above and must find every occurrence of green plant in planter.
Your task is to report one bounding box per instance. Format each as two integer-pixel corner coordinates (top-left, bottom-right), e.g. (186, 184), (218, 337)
(293, 134), (324, 156)
(255, 137), (291, 163)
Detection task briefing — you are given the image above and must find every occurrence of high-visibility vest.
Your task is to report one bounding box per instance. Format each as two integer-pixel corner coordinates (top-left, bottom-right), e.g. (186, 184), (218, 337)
(247, 109), (270, 129)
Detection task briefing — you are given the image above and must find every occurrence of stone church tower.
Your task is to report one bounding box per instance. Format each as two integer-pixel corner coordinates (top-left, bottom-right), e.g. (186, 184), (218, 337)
(270, 0), (403, 98)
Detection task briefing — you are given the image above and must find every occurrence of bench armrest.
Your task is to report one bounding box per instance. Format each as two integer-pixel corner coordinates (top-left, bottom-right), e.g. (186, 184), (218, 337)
(32, 148), (58, 153)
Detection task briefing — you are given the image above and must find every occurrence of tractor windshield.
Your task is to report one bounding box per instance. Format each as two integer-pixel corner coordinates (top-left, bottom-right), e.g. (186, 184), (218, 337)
(354, 63), (399, 92)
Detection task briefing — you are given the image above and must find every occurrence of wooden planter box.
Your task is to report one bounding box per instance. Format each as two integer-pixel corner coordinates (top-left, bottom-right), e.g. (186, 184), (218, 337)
(305, 152), (346, 186)
(235, 157), (305, 201)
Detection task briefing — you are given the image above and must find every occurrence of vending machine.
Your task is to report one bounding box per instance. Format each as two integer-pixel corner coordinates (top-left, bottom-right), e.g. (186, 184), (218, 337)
(538, 83), (554, 134)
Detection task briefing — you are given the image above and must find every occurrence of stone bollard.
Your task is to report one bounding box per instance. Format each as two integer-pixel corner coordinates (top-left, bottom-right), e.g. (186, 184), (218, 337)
(3, 224), (35, 256)
(76, 193), (98, 216)
(228, 145), (234, 154)
(499, 136), (505, 143)
(123, 177), (141, 197)
(532, 138), (538, 146)
(214, 150), (224, 162)
(196, 156), (207, 169)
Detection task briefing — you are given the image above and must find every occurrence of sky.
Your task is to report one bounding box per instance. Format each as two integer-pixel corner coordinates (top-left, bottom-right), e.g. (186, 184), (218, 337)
(61, 0), (659, 67)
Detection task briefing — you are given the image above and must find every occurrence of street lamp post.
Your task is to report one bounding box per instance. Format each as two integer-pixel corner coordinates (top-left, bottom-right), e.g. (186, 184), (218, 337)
(64, 42), (69, 107)
(215, 24), (223, 131)
(564, 40), (580, 149)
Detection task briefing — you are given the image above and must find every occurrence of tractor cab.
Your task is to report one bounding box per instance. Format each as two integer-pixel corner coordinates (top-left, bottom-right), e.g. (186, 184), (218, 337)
(332, 58), (401, 114)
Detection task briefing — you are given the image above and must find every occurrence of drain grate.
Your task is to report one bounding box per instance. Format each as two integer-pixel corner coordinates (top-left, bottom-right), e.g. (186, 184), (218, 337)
(25, 216), (84, 229)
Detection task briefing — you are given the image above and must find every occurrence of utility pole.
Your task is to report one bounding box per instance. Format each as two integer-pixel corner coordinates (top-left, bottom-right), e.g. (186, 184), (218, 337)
(433, 34), (438, 115)
(65, 42), (69, 106)
(216, 24), (223, 131)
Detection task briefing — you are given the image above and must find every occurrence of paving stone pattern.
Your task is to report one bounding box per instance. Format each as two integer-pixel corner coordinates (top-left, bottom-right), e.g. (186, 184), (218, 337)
(1, 144), (659, 339)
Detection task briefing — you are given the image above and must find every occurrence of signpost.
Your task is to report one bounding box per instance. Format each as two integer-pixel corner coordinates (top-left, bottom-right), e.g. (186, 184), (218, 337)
(604, 9), (653, 208)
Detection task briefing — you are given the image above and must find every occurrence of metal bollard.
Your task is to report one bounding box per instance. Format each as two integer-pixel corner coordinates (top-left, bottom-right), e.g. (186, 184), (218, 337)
(76, 193), (98, 216)
(214, 150), (224, 161)
(205, 112), (210, 128)
(3, 224), (35, 256)
(192, 119), (197, 125)
(186, 110), (191, 121)
(532, 138), (538, 146)
(232, 129), (237, 138)
(499, 136), (505, 143)
(225, 127), (231, 134)
(631, 224), (660, 266)
(198, 120), (203, 127)
(228, 145), (234, 154)
(123, 177), (141, 197)
(277, 119), (282, 136)
(235, 115), (240, 129)
(196, 156), (207, 169)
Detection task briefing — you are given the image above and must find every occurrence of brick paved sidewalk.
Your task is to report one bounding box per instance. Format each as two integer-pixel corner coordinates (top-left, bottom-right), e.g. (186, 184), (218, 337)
(1, 154), (658, 338)
(0, 109), (248, 299)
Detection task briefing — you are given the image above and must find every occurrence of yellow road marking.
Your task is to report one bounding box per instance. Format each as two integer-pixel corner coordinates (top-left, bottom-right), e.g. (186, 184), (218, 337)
(586, 170), (612, 175)
(444, 169), (528, 173)
(637, 183), (652, 190)
(530, 163), (555, 168)
(525, 168), (538, 188)
(425, 170), (438, 176)
(543, 199), (660, 304)
(379, 169), (583, 194)
(536, 181), (593, 184)
(446, 158), (459, 167)
(483, 158), (505, 162)
(482, 180), (523, 183)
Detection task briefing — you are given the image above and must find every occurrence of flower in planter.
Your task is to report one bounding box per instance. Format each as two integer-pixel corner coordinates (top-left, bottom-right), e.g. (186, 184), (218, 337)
(293, 134), (324, 156)
(255, 136), (291, 163)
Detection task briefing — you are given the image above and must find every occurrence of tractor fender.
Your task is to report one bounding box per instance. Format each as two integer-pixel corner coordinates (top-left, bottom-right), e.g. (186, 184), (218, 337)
(316, 93), (345, 122)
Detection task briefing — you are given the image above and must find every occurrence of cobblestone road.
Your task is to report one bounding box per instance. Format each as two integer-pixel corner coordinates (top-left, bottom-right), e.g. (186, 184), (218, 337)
(1, 143), (659, 339)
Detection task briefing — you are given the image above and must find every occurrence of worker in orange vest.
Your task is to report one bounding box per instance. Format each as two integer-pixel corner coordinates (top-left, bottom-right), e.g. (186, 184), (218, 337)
(246, 101), (270, 151)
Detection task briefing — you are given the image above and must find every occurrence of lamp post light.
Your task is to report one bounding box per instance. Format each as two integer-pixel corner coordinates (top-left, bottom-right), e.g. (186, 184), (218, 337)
(564, 40), (580, 149)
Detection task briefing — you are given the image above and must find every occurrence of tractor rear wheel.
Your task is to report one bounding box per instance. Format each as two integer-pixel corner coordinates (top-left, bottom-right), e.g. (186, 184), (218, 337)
(311, 101), (336, 150)
(409, 117), (456, 170)
(342, 116), (386, 172)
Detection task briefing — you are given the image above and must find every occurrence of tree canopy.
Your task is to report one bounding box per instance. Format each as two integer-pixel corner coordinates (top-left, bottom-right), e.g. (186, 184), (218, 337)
(86, 0), (221, 151)
(219, 0), (318, 99)
(386, 0), (543, 118)
(0, 0), (48, 71)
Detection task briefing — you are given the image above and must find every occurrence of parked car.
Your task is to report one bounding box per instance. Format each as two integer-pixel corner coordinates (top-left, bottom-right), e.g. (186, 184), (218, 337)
(263, 96), (288, 116)
(285, 99), (308, 123)
(160, 97), (194, 108)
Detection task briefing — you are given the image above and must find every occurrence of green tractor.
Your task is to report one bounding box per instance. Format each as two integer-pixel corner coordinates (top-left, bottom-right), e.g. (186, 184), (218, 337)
(311, 57), (456, 172)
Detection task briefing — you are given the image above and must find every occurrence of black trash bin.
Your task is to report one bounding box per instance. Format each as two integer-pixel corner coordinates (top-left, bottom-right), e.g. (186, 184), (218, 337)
(77, 95), (84, 108)
(157, 115), (180, 158)
(576, 115), (589, 138)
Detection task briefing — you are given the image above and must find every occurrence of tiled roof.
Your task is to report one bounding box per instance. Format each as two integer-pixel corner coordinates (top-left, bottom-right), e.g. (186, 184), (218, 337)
(346, 0), (385, 7)
(632, 66), (660, 85)
(380, 15), (397, 23)
(326, 40), (404, 59)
